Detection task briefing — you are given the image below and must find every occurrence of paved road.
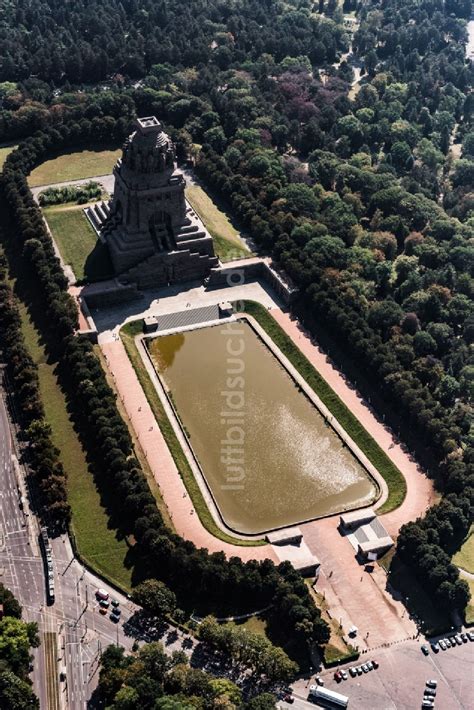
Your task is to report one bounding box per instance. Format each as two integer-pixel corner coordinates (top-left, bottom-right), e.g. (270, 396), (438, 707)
(0, 379), (49, 706)
(0, 380), (192, 709)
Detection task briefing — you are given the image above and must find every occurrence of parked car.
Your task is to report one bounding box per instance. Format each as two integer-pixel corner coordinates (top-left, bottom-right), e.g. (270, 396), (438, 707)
(430, 643), (439, 653)
(439, 639), (447, 650)
(356, 666), (363, 676)
(340, 670), (348, 680)
(444, 638), (452, 648)
(99, 607), (107, 615)
(421, 700), (434, 708)
(315, 677), (324, 686)
(366, 661), (373, 671)
(283, 695), (294, 704)
(371, 659), (379, 669)
(361, 664), (369, 673)
(424, 688), (436, 697)
(99, 599), (110, 609)
(421, 644), (430, 655)
(349, 667), (357, 677)
(334, 671), (342, 682)
(454, 635), (462, 646)
(110, 612), (120, 623)
(426, 680), (437, 689)
(460, 633), (467, 643)
(467, 631), (474, 642)
(111, 599), (120, 608)
(111, 607), (121, 617)
(96, 588), (109, 601)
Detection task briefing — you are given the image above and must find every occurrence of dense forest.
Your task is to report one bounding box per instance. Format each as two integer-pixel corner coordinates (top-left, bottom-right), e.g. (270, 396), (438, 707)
(0, 0), (472, 635)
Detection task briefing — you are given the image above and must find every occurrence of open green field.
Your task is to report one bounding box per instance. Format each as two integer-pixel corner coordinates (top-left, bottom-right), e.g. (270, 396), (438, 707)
(12, 295), (132, 591)
(464, 576), (474, 625)
(453, 527), (474, 575)
(242, 301), (406, 513)
(43, 205), (113, 282)
(120, 320), (266, 547)
(0, 144), (18, 170)
(186, 184), (251, 262)
(28, 148), (121, 187)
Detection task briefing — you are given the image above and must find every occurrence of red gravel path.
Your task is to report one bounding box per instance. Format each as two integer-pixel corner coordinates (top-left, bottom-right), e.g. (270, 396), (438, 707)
(102, 339), (278, 562)
(270, 308), (436, 535)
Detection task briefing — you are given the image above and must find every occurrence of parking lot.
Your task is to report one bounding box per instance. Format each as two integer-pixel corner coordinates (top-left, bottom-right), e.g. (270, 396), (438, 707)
(286, 637), (473, 710)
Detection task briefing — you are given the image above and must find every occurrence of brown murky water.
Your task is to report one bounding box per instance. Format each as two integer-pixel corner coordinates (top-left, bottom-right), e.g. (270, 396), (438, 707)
(148, 321), (377, 534)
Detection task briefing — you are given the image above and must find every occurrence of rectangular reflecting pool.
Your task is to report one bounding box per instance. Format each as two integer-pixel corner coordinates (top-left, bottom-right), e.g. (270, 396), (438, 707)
(148, 320), (377, 535)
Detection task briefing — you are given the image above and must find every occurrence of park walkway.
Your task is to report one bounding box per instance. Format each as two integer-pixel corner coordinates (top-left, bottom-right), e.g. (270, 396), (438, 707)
(99, 299), (437, 647)
(101, 337), (278, 562)
(269, 309), (436, 537)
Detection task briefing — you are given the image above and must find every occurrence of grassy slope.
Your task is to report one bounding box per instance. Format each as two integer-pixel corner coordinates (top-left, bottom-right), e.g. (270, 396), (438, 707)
(14, 299), (132, 590)
(464, 577), (474, 625)
(0, 144), (18, 170)
(28, 148), (121, 187)
(242, 301), (406, 513)
(120, 320), (266, 547)
(43, 205), (113, 282)
(453, 527), (474, 575)
(186, 184), (251, 262)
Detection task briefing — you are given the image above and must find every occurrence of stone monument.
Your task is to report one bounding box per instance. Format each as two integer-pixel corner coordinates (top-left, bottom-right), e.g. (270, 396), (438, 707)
(89, 116), (218, 289)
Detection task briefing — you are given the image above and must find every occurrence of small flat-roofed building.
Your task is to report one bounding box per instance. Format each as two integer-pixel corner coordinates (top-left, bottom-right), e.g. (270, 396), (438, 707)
(269, 528), (320, 578)
(358, 536), (394, 561)
(266, 526), (303, 546)
(144, 315), (159, 333)
(218, 301), (233, 317)
(340, 508), (376, 531)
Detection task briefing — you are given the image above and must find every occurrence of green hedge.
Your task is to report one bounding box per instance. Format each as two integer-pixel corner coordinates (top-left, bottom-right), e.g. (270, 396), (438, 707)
(241, 301), (406, 514)
(120, 320), (266, 547)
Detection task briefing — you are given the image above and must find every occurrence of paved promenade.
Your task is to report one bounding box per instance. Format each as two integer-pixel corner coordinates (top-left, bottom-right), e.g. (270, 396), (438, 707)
(101, 337), (278, 562)
(269, 309), (436, 536)
(96, 284), (437, 647)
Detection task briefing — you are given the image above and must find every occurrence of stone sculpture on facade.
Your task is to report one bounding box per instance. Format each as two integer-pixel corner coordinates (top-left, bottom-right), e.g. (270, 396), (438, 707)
(86, 116), (218, 289)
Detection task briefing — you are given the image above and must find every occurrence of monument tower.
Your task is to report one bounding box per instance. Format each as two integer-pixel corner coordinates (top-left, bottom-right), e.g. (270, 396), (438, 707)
(89, 116), (218, 288)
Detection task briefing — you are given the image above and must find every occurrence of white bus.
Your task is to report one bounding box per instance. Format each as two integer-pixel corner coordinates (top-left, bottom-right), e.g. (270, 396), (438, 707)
(309, 685), (349, 708)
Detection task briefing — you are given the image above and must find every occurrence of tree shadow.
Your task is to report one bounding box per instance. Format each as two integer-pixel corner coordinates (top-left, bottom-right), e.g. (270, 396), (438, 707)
(384, 554), (453, 636)
(81, 239), (114, 284)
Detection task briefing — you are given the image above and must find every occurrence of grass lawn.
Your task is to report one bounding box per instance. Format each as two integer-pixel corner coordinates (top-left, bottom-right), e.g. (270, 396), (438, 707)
(43, 205), (113, 282)
(28, 148), (121, 187)
(0, 144), (17, 170)
(12, 298), (132, 591)
(186, 184), (251, 262)
(307, 583), (359, 666)
(120, 320), (266, 547)
(242, 301), (406, 513)
(228, 615), (268, 636)
(464, 576), (474, 625)
(453, 526), (474, 575)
